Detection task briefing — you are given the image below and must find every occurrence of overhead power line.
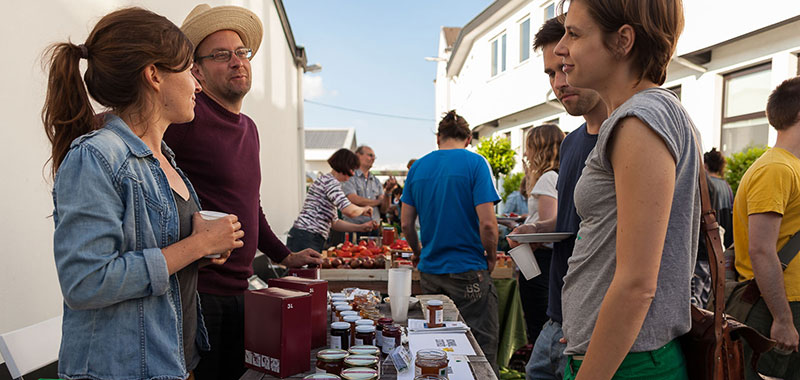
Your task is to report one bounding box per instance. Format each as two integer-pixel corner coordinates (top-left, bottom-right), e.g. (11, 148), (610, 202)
(304, 99), (435, 122)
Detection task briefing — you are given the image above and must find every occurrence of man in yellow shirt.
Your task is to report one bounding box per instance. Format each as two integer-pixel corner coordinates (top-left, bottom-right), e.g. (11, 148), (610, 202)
(733, 76), (800, 379)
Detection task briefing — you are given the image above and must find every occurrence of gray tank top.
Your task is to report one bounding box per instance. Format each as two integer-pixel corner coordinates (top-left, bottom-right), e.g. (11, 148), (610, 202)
(173, 190), (201, 370)
(561, 87), (701, 354)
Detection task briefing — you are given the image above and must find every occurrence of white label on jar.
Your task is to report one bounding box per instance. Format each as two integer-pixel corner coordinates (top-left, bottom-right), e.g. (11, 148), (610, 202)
(376, 330), (383, 347)
(435, 309), (443, 324)
(382, 338), (396, 354)
(354, 338), (364, 346)
(330, 335), (342, 349)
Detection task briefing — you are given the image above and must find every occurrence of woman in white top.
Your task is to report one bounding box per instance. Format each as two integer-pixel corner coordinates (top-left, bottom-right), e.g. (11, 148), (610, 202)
(512, 123), (564, 344)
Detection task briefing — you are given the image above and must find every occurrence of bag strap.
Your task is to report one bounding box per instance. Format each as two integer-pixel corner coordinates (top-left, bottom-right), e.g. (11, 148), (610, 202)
(778, 229), (800, 269)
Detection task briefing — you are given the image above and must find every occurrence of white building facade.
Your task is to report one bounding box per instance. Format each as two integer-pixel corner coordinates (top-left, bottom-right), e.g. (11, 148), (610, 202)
(434, 0), (800, 172)
(0, 0), (311, 351)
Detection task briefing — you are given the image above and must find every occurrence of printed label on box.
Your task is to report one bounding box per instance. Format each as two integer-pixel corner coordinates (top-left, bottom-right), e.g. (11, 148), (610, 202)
(245, 350), (280, 373)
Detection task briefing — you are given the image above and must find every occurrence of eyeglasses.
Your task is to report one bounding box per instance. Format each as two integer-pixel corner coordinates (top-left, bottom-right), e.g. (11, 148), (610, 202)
(196, 48), (253, 63)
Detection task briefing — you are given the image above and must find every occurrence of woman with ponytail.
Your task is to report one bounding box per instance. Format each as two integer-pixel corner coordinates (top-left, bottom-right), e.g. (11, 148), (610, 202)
(43, 8), (243, 379)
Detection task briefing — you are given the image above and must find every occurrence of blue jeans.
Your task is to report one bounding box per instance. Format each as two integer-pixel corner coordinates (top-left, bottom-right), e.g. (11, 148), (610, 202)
(526, 319), (567, 380)
(286, 227), (326, 253)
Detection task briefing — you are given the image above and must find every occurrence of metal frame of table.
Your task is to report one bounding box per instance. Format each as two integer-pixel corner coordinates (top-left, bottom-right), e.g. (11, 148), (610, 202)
(240, 294), (497, 380)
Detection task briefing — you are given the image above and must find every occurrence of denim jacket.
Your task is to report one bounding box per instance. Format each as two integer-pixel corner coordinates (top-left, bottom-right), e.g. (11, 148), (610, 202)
(52, 115), (210, 380)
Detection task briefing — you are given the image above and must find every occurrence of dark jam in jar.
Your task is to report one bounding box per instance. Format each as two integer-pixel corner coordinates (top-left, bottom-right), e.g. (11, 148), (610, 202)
(426, 300), (444, 328)
(316, 349), (348, 375)
(354, 325), (376, 346)
(330, 322), (350, 350)
(376, 317), (393, 349)
(414, 349), (448, 378)
(381, 325), (401, 355)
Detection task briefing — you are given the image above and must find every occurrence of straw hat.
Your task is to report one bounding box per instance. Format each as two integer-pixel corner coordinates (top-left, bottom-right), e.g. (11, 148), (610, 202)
(181, 4), (263, 58)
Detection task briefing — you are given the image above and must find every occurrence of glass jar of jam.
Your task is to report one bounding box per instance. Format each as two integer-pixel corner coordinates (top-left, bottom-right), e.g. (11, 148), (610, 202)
(354, 325), (376, 346)
(414, 349), (448, 378)
(335, 304), (353, 322)
(381, 325), (402, 355)
(305, 373), (342, 380)
(316, 348), (348, 375)
(413, 376), (446, 380)
(344, 354), (379, 370)
(340, 367), (378, 380)
(426, 300), (444, 328)
(343, 315), (361, 343)
(376, 317), (393, 349)
(330, 322), (350, 350)
(348, 345), (380, 357)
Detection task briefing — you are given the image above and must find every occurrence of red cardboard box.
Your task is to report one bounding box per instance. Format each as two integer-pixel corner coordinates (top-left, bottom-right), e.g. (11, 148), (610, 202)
(244, 288), (311, 377)
(286, 267), (320, 279)
(268, 276), (329, 348)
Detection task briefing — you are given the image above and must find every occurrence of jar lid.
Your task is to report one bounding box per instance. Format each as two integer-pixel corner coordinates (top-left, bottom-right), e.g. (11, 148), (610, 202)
(427, 300), (443, 306)
(331, 322), (350, 330)
(348, 345), (380, 356)
(377, 317), (393, 324)
(384, 324), (400, 332)
(343, 315), (361, 323)
(304, 374), (341, 380)
(356, 325), (375, 333)
(413, 376), (446, 380)
(340, 310), (359, 317)
(355, 319), (373, 326)
(344, 354), (378, 367)
(317, 348), (349, 361)
(340, 367), (378, 380)
(332, 301), (349, 307)
(331, 294), (347, 299)
(336, 305), (353, 311)
(415, 349), (447, 359)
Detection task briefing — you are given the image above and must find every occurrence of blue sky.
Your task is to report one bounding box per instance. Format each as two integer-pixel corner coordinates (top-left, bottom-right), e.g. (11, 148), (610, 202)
(283, 0), (492, 169)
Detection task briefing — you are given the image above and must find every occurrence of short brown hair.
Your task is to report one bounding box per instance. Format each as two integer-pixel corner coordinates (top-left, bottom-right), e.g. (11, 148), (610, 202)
(533, 17), (565, 52)
(437, 110), (471, 141)
(766, 76), (800, 130)
(558, 0), (684, 85)
(327, 148), (360, 175)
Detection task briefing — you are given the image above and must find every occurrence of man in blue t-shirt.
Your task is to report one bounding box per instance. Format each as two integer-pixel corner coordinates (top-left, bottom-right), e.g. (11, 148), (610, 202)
(402, 110), (501, 372)
(510, 18), (607, 380)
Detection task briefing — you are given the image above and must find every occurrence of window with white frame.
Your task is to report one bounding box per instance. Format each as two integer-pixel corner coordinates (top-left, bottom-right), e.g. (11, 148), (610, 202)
(491, 32), (507, 77)
(520, 18), (531, 63)
(544, 2), (555, 21)
(721, 63), (771, 156)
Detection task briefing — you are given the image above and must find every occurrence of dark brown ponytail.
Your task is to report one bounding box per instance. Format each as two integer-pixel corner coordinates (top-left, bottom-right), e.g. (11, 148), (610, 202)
(437, 110), (471, 141)
(42, 42), (97, 179)
(42, 7), (194, 179)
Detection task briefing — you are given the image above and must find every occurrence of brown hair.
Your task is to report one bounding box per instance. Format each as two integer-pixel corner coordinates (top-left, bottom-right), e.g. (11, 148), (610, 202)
(438, 110), (471, 141)
(533, 17), (565, 52)
(558, 0), (684, 85)
(766, 76), (800, 131)
(703, 147), (726, 174)
(328, 148), (360, 175)
(524, 124), (564, 191)
(42, 7), (194, 178)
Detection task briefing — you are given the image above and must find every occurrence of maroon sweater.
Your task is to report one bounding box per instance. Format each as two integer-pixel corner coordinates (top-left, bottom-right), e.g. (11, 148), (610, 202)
(164, 91), (290, 296)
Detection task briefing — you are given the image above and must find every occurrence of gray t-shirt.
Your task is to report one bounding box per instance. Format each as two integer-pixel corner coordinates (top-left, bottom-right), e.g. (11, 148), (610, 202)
(562, 88), (700, 355)
(342, 168), (383, 224)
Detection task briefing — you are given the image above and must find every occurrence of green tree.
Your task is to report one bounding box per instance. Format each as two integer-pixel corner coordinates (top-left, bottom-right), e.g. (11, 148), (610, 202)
(725, 146), (768, 195)
(476, 135), (517, 181)
(501, 172), (525, 202)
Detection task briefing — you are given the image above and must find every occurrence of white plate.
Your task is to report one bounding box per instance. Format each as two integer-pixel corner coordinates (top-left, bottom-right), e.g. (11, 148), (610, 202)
(496, 217), (520, 222)
(507, 232), (573, 243)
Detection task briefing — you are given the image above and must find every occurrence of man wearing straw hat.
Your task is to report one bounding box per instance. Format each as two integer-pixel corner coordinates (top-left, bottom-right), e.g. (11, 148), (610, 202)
(164, 4), (322, 379)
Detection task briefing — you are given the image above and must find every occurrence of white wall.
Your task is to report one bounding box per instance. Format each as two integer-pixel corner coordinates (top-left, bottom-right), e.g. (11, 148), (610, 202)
(0, 0), (304, 361)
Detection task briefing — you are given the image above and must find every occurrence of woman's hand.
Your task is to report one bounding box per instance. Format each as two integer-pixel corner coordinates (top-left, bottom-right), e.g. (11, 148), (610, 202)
(358, 221), (375, 232)
(199, 249), (232, 267)
(506, 223), (541, 249)
(191, 212), (244, 258)
(361, 206), (373, 217)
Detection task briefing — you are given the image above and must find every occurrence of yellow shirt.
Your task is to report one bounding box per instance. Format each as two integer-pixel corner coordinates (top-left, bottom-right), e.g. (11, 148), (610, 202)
(733, 147), (800, 301)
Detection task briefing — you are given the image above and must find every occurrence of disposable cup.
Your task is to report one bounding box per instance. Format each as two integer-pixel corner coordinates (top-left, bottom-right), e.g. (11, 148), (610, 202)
(390, 293), (410, 323)
(199, 210), (228, 258)
(388, 268), (412, 297)
(509, 243), (541, 280)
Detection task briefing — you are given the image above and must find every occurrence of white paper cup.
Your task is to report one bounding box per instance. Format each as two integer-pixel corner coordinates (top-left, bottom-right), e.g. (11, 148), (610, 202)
(390, 293), (410, 323)
(509, 243), (541, 280)
(199, 210), (228, 258)
(388, 268), (412, 297)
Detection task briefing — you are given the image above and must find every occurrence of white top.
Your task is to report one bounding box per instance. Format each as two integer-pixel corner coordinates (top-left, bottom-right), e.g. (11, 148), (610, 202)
(524, 170), (559, 225)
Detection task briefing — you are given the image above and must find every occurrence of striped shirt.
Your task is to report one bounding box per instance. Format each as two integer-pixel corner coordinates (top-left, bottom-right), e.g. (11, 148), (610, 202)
(293, 173), (352, 238)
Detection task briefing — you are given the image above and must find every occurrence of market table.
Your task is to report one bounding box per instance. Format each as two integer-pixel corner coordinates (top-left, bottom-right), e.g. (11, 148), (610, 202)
(239, 294), (498, 380)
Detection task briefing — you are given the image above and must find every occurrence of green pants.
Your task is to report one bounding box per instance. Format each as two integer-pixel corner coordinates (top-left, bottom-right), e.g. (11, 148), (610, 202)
(564, 339), (689, 380)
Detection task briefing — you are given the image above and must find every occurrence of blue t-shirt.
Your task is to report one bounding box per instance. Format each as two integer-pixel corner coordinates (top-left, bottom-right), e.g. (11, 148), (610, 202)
(401, 149), (500, 274)
(548, 123), (598, 323)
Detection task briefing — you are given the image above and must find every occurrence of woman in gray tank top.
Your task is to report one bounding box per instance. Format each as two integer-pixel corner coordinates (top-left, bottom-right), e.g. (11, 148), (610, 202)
(552, 1), (699, 379)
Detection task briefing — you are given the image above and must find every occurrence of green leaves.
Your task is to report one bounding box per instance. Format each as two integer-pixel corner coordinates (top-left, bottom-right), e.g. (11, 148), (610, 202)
(726, 145), (768, 195)
(476, 135), (517, 181)
(501, 172), (524, 202)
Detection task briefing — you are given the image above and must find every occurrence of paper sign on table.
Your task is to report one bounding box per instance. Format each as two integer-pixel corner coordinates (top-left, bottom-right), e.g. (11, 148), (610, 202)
(407, 319), (470, 334)
(408, 332), (476, 356)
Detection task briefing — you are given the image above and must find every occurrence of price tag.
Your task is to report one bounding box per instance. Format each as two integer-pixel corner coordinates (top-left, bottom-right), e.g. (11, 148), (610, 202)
(389, 345), (413, 373)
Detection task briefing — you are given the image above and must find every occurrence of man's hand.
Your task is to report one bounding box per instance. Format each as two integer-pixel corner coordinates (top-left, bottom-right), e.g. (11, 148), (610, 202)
(410, 253), (419, 268)
(771, 319), (800, 353)
(280, 248), (323, 268)
(374, 193), (385, 206)
(506, 223), (542, 249)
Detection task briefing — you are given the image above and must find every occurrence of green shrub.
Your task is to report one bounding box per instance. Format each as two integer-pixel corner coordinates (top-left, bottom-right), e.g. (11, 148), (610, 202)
(726, 146), (768, 195)
(476, 135), (517, 180)
(501, 172), (525, 202)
